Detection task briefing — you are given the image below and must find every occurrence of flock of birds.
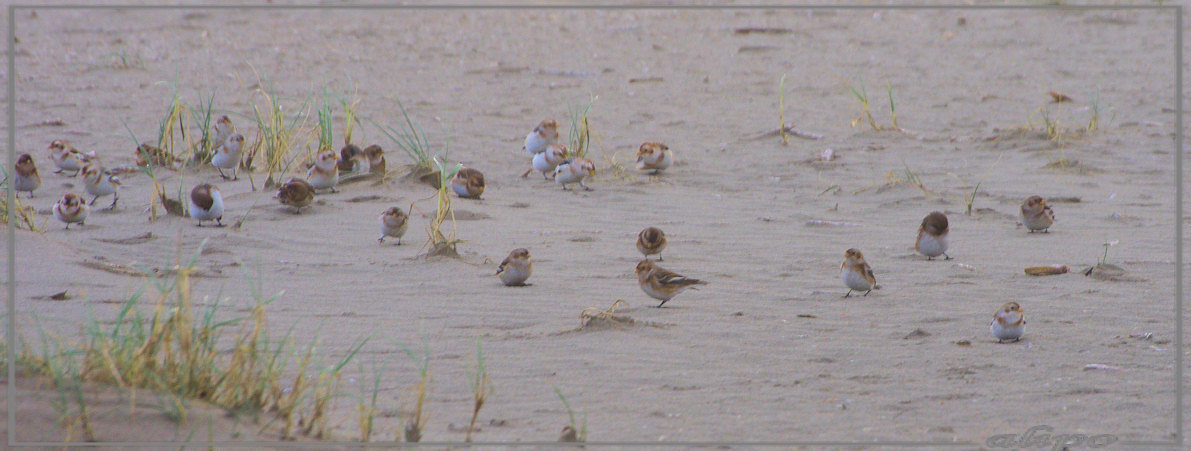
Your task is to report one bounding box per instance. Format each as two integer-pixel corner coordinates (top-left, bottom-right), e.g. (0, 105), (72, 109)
(7, 115), (1055, 344)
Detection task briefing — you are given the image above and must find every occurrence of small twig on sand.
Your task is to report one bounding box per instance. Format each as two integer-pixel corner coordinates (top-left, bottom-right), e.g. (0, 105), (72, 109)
(747, 126), (823, 141)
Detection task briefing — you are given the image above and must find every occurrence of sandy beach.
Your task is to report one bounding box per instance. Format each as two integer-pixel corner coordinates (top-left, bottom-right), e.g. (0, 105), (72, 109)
(2, 4), (1183, 447)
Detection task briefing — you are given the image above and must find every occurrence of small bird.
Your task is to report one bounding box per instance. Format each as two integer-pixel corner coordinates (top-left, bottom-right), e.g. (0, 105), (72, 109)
(53, 193), (89, 229)
(13, 153), (41, 198)
(211, 133), (245, 180)
(915, 211), (950, 260)
(338, 143), (369, 173)
(634, 259), (706, 307)
(135, 142), (173, 168)
(306, 150), (340, 192)
(636, 227), (667, 261)
(378, 206), (409, 244)
(635, 142), (672, 175)
(81, 163), (120, 209)
(277, 177), (315, 213)
(496, 248), (533, 286)
(364, 144), (386, 175)
(211, 115), (235, 150)
(1021, 195), (1055, 233)
(553, 158), (596, 191)
(524, 119), (560, 156)
(450, 168), (486, 199)
(48, 139), (92, 176)
(188, 183), (225, 227)
(532, 144), (569, 180)
(840, 248), (880, 297)
(990, 302), (1025, 343)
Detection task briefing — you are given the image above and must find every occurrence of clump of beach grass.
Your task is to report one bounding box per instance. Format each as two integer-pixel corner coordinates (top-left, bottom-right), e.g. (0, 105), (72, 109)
(567, 96), (596, 159)
(246, 75), (316, 189)
(424, 155), (463, 257)
(398, 342), (432, 443)
(846, 79), (903, 132)
(464, 337), (493, 442)
(7, 239), (369, 442)
(375, 99), (435, 183)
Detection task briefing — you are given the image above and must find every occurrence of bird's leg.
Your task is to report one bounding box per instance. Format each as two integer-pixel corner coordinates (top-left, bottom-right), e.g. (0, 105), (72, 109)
(944, 253), (952, 260)
(108, 192), (119, 209)
(844, 290), (852, 298)
(864, 289), (872, 297)
(378, 236), (385, 243)
(218, 168), (230, 180)
(89, 196), (98, 206)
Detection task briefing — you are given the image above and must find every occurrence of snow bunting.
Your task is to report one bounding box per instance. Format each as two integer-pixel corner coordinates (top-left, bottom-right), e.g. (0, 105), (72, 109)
(840, 248), (880, 297)
(211, 115), (235, 150)
(496, 248), (533, 286)
(450, 168), (486, 199)
(338, 143), (370, 173)
(188, 183), (224, 227)
(990, 302), (1025, 342)
(81, 163), (120, 209)
(306, 150), (340, 192)
(553, 158), (596, 191)
(277, 177), (315, 213)
(636, 226), (667, 261)
(635, 259), (706, 307)
(48, 139), (91, 176)
(364, 144), (386, 175)
(635, 142), (672, 175)
(378, 206), (409, 244)
(532, 144), (569, 180)
(1021, 195), (1055, 233)
(135, 143), (174, 168)
(210, 133), (244, 180)
(53, 193), (89, 229)
(915, 211), (950, 260)
(13, 153), (41, 198)
(524, 119), (560, 156)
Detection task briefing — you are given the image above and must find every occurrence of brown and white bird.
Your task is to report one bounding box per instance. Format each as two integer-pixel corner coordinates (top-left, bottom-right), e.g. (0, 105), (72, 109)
(915, 211), (950, 260)
(553, 158), (596, 191)
(524, 119), (560, 156)
(496, 248), (533, 286)
(13, 153), (41, 198)
(1021, 195), (1055, 233)
(532, 144), (569, 180)
(378, 206), (409, 244)
(48, 139), (92, 176)
(634, 259), (706, 307)
(188, 183), (224, 227)
(635, 142), (672, 175)
(990, 302), (1025, 343)
(636, 227), (667, 261)
(450, 168), (486, 199)
(211, 133), (245, 180)
(840, 248), (879, 297)
(337, 143), (371, 173)
(306, 150), (339, 192)
(81, 163), (121, 209)
(277, 177), (314, 213)
(53, 193), (89, 229)
(211, 115), (235, 150)
(364, 144), (386, 175)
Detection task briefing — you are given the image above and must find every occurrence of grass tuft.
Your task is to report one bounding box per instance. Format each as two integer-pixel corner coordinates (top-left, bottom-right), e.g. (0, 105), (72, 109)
(552, 386), (587, 442)
(464, 337), (493, 442)
(567, 96), (596, 159)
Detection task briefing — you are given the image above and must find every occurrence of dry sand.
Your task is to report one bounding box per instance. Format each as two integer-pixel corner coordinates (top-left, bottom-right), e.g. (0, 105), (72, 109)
(2, 4), (1183, 447)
